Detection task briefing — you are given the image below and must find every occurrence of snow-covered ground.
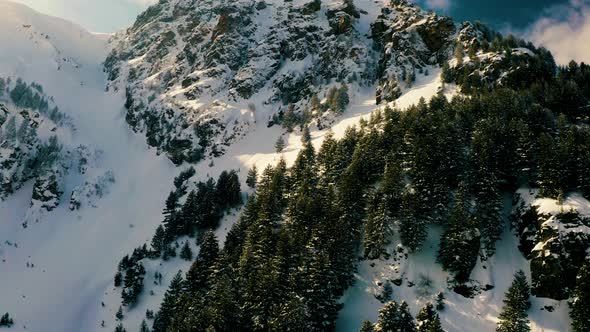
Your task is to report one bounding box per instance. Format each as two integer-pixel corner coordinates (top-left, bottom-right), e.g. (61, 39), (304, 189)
(0, 1), (583, 331)
(0, 2), (178, 331)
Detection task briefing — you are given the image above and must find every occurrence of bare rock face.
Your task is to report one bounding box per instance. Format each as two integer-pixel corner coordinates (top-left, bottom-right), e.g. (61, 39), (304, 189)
(371, 1), (458, 104)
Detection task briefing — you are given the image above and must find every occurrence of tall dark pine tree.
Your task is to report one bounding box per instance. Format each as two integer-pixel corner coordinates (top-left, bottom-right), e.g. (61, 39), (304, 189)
(317, 130), (340, 184)
(416, 303), (444, 332)
(364, 192), (391, 260)
(152, 271), (184, 332)
(195, 178), (223, 229)
(398, 301), (417, 332)
(400, 190), (425, 252)
(185, 230), (219, 294)
(473, 173), (502, 256)
(496, 270), (531, 332)
(305, 250), (341, 331)
(206, 271), (241, 331)
(151, 225), (167, 254)
(140, 320), (150, 332)
(375, 301), (400, 332)
(381, 160), (404, 217)
(216, 170), (242, 208)
(246, 165), (258, 189)
(570, 263), (590, 332)
(178, 190), (198, 236)
(269, 293), (311, 331)
(375, 300), (416, 332)
(162, 191), (181, 238)
(437, 184), (481, 282)
(121, 261), (145, 306)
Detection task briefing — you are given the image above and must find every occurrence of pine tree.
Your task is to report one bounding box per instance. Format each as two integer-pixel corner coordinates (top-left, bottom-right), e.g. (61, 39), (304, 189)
(360, 320), (375, 332)
(173, 167), (195, 193)
(438, 185), (481, 282)
(416, 303), (444, 332)
(405, 67), (415, 88)
(116, 306), (124, 320)
(193, 179), (223, 229)
(398, 301), (417, 332)
(139, 319), (150, 332)
(335, 84), (350, 113)
(206, 272), (241, 331)
(305, 250), (342, 330)
(570, 263), (590, 332)
(399, 190), (426, 252)
(302, 126), (312, 144)
(179, 241), (192, 261)
(146, 309), (154, 319)
(496, 270), (531, 332)
(364, 193), (391, 259)
(275, 135), (285, 153)
(114, 323), (126, 332)
(377, 281), (393, 303)
(269, 293), (311, 331)
(381, 160), (403, 216)
(472, 170), (502, 255)
(215, 170), (241, 209)
(0, 313), (14, 327)
(436, 292), (445, 311)
(185, 231), (219, 294)
(153, 271), (184, 332)
(375, 300), (416, 332)
(162, 191), (181, 238)
(441, 62), (452, 83)
(220, 169), (242, 208)
(178, 190), (198, 236)
(246, 165), (258, 188)
(150, 225), (167, 254)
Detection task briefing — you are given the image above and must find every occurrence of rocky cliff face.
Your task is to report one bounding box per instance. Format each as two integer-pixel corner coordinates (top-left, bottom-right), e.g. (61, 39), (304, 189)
(105, 0), (554, 165)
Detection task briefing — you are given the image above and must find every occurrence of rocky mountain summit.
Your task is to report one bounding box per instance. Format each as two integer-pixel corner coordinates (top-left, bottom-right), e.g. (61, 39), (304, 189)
(105, 0), (553, 164)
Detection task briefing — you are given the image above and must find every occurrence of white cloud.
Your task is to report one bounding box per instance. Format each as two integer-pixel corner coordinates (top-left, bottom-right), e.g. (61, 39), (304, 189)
(526, 0), (590, 64)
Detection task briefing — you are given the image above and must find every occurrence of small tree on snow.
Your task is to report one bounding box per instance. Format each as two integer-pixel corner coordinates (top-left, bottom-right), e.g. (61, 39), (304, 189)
(180, 241), (193, 261)
(116, 306), (124, 320)
(275, 136), (285, 153)
(0, 313), (14, 327)
(496, 270), (531, 332)
(246, 165), (258, 189)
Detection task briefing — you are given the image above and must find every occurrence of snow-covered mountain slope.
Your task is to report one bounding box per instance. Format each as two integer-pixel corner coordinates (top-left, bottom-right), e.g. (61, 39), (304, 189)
(0, 1), (176, 331)
(0, 1), (586, 332)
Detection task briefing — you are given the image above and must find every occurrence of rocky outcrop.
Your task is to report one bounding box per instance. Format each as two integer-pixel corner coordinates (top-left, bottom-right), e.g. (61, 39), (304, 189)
(105, 0), (553, 165)
(512, 192), (590, 300)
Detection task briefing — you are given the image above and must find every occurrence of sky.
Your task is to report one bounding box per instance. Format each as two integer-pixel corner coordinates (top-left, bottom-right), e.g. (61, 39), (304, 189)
(8, 0), (590, 64)
(9, 0), (156, 33)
